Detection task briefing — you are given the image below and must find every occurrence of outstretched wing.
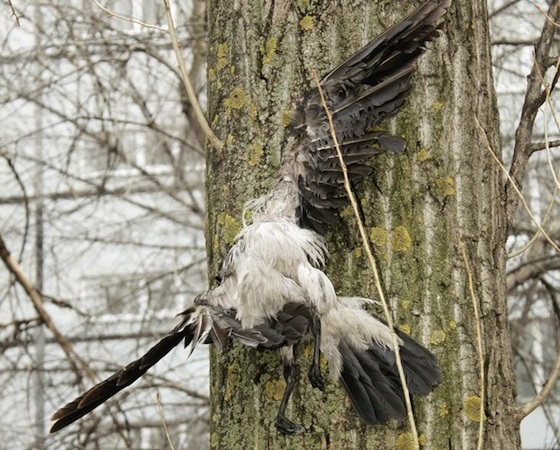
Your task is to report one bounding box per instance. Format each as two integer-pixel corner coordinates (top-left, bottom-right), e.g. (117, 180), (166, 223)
(49, 316), (196, 433)
(287, 0), (451, 232)
(50, 303), (313, 433)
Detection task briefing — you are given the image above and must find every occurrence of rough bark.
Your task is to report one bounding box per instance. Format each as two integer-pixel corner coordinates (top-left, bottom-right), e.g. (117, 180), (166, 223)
(206, 1), (520, 449)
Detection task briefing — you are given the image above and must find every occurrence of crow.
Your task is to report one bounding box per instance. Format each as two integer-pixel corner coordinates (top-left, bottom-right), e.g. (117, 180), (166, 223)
(51, 0), (449, 435)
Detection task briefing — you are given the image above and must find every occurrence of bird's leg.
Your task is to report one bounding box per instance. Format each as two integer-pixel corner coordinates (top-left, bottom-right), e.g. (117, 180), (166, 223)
(308, 316), (325, 391)
(275, 346), (306, 435)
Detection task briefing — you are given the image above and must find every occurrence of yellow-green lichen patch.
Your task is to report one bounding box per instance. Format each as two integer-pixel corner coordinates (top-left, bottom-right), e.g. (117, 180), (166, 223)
(298, 0), (310, 10)
(430, 329), (446, 345)
(212, 233), (220, 257)
(300, 15), (315, 30)
(243, 208), (253, 226)
(436, 175), (456, 197)
(281, 109), (293, 127)
(216, 42), (229, 72)
(246, 142), (264, 166)
(401, 300), (411, 310)
(417, 148), (430, 162)
(208, 68), (216, 82)
(464, 395), (485, 422)
(225, 87), (248, 113)
(265, 379), (286, 401)
(210, 432), (219, 448)
(399, 324), (411, 335)
(395, 432), (426, 450)
(225, 133), (234, 147)
(224, 362), (241, 401)
(448, 320), (457, 330)
(211, 113), (220, 128)
(433, 100), (445, 112)
(217, 212), (241, 245)
(320, 353), (328, 370)
(438, 402), (449, 417)
(248, 102), (258, 123)
(353, 246), (362, 259)
(370, 226), (387, 246)
(391, 225), (412, 252)
(339, 205), (353, 219)
(262, 37), (278, 65)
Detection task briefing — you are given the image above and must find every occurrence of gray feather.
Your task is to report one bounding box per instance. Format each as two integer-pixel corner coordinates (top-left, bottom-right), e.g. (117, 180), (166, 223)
(283, 0), (451, 232)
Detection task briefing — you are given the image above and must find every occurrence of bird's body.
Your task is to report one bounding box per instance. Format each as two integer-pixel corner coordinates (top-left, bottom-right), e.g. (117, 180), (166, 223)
(51, 0), (450, 435)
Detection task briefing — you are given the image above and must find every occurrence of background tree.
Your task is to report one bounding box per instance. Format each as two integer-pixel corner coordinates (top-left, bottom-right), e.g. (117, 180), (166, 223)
(0, 1), (210, 449)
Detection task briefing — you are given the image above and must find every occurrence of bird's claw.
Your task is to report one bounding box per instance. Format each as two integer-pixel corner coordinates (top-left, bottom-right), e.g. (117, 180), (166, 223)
(275, 416), (307, 435)
(308, 365), (326, 391)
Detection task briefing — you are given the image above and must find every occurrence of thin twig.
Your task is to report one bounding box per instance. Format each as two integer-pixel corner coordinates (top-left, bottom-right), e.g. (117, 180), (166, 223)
(457, 237), (485, 450)
(8, 0), (21, 25)
(507, 80), (559, 258)
(516, 343), (560, 422)
(312, 71), (419, 449)
(530, 139), (560, 153)
(89, 0), (223, 150)
(162, 0), (223, 151)
(475, 116), (560, 253)
(544, 58), (560, 191)
(156, 391), (176, 450)
(0, 234), (97, 382)
(518, 90), (560, 259)
(90, 0), (167, 31)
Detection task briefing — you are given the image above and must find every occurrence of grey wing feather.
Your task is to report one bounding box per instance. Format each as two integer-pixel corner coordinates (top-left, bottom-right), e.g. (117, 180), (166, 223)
(287, 0), (450, 232)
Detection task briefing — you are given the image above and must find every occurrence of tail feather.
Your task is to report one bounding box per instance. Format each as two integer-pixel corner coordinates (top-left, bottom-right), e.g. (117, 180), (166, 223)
(50, 302), (313, 433)
(339, 341), (405, 425)
(393, 331), (443, 395)
(338, 335), (442, 425)
(366, 320), (443, 395)
(322, 302), (442, 426)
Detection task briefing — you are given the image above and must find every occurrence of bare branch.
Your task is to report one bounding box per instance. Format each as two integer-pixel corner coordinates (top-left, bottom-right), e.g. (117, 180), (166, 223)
(489, 0), (523, 19)
(0, 234), (97, 382)
(476, 115), (560, 253)
(162, 0), (223, 151)
(1, 154), (30, 261)
(492, 38), (539, 46)
(530, 139), (560, 153)
(506, 0), (560, 225)
(507, 255), (560, 291)
(516, 293), (560, 422)
(90, 0), (166, 32)
(88, 0), (223, 150)
(156, 392), (177, 450)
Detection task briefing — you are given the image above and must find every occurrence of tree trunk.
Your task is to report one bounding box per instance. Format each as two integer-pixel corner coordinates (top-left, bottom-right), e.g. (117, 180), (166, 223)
(206, 0), (521, 449)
